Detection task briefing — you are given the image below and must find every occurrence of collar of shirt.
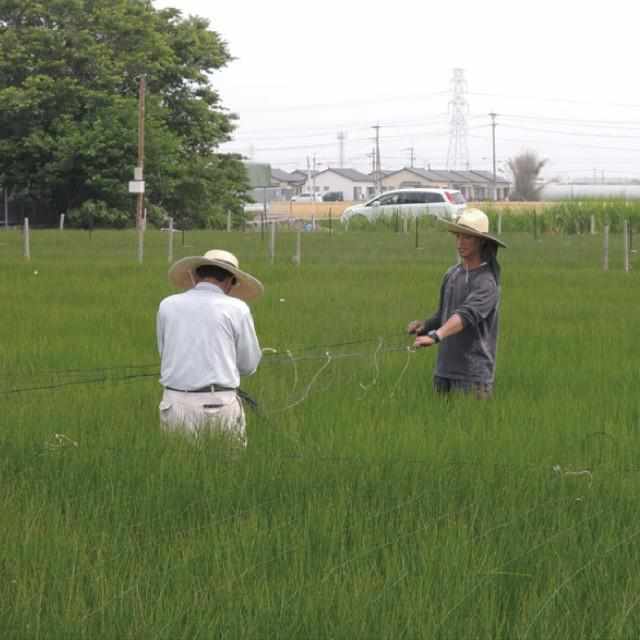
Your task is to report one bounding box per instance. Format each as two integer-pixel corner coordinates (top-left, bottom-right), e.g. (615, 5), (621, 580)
(194, 282), (224, 294)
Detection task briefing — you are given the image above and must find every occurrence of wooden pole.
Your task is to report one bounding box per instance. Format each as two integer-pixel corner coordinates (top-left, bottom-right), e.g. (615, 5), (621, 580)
(23, 217), (30, 260)
(497, 212), (502, 235)
(269, 220), (276, 263)
(136, 75), (146, 264)
(294, 230), (301, 266)
(226, 211), (232, 232)
(3, 188), (7, 229)
(59, 213), (65, 230)
(624, 219), (630, 273)
(168, 217), (174, 264)
(415, 215), (419, 249)
(329, 208), (333, 235)
(603, 224), (609, 271)
(590, 214), (596, 235)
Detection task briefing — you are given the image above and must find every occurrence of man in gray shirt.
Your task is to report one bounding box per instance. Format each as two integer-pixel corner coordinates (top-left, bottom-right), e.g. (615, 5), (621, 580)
(407, 209), (506, 398)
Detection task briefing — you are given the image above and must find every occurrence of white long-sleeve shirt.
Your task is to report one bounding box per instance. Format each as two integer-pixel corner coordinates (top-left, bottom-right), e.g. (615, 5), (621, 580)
(157, 282), (262, 390)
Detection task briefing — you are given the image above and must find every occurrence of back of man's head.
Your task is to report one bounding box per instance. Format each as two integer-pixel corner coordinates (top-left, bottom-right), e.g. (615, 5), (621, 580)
(195, 265), (234, 283)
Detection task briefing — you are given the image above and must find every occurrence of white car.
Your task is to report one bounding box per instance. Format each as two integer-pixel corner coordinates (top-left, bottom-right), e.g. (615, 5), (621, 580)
(341, 188), (466, 223)
(291, 192), (322, 202)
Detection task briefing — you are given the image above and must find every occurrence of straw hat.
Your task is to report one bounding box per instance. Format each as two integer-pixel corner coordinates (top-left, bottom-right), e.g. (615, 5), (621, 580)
(168, 249), (264, 301)
(442, 208), (507, 248)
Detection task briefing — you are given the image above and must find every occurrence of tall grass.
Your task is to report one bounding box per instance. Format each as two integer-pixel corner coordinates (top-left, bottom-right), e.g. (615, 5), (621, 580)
(1, 226), (639, 638)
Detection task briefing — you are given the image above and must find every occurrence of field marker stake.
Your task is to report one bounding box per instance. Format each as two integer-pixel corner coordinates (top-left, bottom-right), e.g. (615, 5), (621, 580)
(23, 217), (30, 260)
(293, 230), (301, 266)
(59, 213), (65, 230)
(226, 210), (231, 232)
(167, 217), (174, 263)
(497, 213), (502, 235)
(269, 220), (276, 263)
(624, 219), (630, 272)
(603, 224), (609, 271)
(590, 214), (596, 235)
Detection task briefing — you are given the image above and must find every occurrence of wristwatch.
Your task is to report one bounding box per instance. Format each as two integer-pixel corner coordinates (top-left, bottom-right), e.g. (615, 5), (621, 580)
(427, 330), (441, 344)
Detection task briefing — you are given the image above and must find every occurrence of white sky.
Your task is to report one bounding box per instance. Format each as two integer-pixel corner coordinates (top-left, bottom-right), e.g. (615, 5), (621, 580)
(155, 0), (640, 180)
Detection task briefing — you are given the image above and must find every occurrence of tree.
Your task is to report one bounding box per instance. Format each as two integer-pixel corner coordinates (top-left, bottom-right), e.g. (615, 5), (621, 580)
(507, 151), (548, 201)
(0, 0), (249, 227)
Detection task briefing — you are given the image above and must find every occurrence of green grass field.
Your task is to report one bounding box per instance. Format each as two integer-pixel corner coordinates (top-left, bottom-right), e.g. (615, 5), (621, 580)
(2, 225), (640, 638)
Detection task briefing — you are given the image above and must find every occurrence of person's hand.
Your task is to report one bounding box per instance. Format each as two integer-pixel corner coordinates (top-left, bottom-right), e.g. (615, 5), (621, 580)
(407, 320), (424, 335)
(414, 335), (435, 349)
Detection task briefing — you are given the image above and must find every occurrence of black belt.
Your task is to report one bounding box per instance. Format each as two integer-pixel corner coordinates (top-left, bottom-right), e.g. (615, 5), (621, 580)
(165, 384), (236, 393)
(164, 385), (259, 413)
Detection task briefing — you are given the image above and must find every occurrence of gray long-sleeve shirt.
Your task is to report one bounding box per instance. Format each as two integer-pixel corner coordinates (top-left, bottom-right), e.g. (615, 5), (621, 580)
(418, 263), (500, 384)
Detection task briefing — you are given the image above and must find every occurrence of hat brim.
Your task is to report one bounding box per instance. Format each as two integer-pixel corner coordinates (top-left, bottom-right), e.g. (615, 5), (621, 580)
(168, 256), (264, 301)
(440, 219), (507, 248)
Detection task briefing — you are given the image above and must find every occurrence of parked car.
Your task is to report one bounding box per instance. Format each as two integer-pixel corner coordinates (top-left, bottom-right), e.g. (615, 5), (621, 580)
(322, 191), (344, 202)
(291, 192), (322, 202)
(340, 188), (466, 223)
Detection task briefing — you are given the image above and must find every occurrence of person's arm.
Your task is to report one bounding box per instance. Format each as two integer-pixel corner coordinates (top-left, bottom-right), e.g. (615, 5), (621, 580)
(407, 273), (448, 335)
(236, 310), (262, 376)
(414, 274), (498, 349)
(414, 313), (464, 348)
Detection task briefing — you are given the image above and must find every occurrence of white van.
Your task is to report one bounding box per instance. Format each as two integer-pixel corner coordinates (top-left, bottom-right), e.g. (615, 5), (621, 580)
(341, 188), (466, 223)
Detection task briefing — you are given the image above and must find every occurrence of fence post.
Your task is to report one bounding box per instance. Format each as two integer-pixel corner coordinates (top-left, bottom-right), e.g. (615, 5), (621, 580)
(403, 215), (408, 234)
(168, 217), (174, 263)
(329, 208), (333, 235)
(137, 220), (144, 264)
(59, 213), (65, 230)
(624, 219), (630, 273)
(269, 220), (276, 264)
(415, 215), (419, 249)
(497, 212), (502, 235)
(294, 230), (302, 266)
(603, 224), (609, 271)
(23, 217), (30, 260)
(226, 211), (232, 232)
(590, 214), (596, 235)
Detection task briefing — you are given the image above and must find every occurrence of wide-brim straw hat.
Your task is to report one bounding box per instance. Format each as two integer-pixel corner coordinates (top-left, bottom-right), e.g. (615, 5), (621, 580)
(441, 208), (507, 248)
(168, 249), (264, 301)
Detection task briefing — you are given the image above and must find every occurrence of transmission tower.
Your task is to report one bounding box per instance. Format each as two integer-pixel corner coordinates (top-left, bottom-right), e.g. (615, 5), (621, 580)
(446, 68), (470, 171)
(337, 131), (346, 168)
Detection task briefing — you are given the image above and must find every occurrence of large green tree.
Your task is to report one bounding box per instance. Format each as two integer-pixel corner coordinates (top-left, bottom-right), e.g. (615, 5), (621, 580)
(0, 0), (249, 227)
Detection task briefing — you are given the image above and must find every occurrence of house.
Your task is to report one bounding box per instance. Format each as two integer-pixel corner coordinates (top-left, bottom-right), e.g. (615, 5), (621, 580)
(304, 168), (375, 201)
(381, 168), (511, 201)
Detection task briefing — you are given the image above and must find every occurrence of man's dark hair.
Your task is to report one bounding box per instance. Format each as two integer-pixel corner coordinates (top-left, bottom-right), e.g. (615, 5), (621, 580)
(195, 264), (235, 282)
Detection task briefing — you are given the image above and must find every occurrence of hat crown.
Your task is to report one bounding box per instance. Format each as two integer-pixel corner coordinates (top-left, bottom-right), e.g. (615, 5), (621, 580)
(203, 249), (239, 269)
(453, 209), (490, 234)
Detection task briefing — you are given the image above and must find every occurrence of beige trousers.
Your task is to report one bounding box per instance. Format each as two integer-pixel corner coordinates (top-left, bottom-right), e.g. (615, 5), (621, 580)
(159, 388), (246, 445)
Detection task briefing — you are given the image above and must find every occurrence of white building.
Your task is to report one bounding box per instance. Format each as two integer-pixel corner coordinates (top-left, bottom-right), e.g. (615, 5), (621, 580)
(304, 168), (375, 201)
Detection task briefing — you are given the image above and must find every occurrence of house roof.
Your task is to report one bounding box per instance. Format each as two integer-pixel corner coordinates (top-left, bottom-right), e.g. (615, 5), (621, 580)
(318, 167), (373, 182)
(385, 167), (511, 185)
(469, 170), (510, 185)
(271, 168), (306, 184)
(386, 167), (450, 183)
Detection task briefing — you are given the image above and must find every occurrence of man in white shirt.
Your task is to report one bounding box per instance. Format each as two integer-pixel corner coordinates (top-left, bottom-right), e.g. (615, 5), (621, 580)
(157, 249), (263, 444)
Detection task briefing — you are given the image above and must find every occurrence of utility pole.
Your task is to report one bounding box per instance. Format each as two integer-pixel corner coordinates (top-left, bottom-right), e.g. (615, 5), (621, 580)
(337, 131), (346, 168)
(136, 75), (146, 228)
(372, 124), (381, 193)
(403, 147), (415, 168)
(489, 112), (498, 200)
(312, 154), (318, 197)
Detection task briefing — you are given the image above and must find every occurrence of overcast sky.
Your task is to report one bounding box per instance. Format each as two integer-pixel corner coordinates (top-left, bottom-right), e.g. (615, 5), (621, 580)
(156, 0), (640, 181)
